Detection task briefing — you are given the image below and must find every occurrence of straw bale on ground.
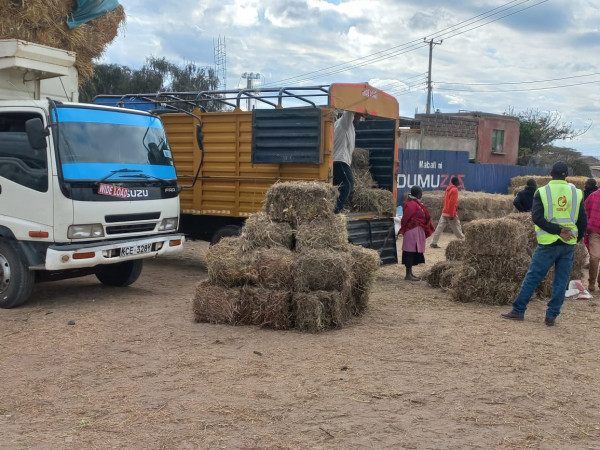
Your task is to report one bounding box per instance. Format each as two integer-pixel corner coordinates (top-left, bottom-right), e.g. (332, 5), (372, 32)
(425, 261), (455, 288)
(292, 290), (346, 332)
(421, 190), (517, 225)
(295, 213), (348, 251)
(445, 239), (466, 261)
(193, 281), (241, 324)
(0, 1), (125, 82)
(452, 280), (522, 305)
(293, 249), (352, 293)
(509, 176), (596, 193)
(439, 265), (472, 290)
(249, 247), (295, 290)
(205, 236), (258, 287)
(346, 244), (381, 315)
(239, 286), (292, 330)
(463, 218), (530, 257)
(265, 181), (338, 224)
(241, 212), (294, 250)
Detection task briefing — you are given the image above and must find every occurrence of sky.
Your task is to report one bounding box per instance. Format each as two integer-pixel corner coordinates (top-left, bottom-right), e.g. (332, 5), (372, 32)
(99, 0), (600, 158)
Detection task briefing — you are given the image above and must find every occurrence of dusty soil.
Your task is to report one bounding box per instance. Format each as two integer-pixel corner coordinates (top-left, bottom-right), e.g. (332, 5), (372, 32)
(1, 233), (599, 449)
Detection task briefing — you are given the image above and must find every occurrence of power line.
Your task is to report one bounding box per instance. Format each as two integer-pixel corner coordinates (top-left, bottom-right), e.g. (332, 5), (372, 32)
(435, 79), (600, 93)
(436, 72), (600, 86)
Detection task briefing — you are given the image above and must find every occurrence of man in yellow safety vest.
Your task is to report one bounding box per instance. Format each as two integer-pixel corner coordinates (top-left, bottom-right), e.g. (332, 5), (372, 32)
(501, 161), (587, 326)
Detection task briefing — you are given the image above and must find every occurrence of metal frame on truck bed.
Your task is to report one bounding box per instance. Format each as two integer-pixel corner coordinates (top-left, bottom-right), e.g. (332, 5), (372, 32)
(94, 83), (399, 264)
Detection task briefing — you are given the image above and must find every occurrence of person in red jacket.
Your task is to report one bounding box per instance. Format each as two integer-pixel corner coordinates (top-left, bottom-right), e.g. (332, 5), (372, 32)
(399, 185), (435, 280)
(430, 176), (464, 249)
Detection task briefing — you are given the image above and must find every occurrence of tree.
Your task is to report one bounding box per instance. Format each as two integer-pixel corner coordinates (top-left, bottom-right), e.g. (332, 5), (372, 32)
(536, 146), (591, 177)
(506, 108), (590, 165)
(79, 57), (222, 111)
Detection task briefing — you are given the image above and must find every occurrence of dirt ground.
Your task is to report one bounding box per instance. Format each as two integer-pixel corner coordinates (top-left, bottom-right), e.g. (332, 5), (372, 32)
(1, 232), (600, 449)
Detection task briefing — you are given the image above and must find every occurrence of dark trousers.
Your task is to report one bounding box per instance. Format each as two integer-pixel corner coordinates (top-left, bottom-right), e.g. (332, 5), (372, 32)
(333, 161), (354, 213)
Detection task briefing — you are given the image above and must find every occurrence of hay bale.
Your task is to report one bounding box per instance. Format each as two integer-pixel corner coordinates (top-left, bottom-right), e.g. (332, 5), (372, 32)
(509, 176), (595, 193)
(239, 286), (292, 330)
(250, 247), (295, 290)
(452, 280), (521, 305)
(293, 249), (352, 292)
(241, 212), (294, 250)
(205, 236), (258, 287)
(464, 218), (530, 257)
(425, 261), (455, 288)
(0, 1), (126, 82)
(352, 147), (371, 170)
(445, 239), (466, 261)
(346, 244), (381, 315)
(348, 186), (395, 215)
(295, 213), (348, 251)
(193, 281), (242, 324)
(265, 181), (338, 225)
(439, 264), (472, 290)
(292, 290), (346, 332)
(465, 253), (531, 283)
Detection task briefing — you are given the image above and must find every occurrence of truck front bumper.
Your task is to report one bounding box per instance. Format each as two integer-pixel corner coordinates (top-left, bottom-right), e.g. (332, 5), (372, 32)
(39, 234), (185, 271)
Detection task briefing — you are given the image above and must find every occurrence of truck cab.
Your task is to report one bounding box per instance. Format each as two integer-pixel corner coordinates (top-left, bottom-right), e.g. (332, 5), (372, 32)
(0, 40), (184, 308)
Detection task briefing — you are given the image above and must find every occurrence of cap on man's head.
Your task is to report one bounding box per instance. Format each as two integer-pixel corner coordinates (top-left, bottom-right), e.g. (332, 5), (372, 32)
(550, 161), (568, 177)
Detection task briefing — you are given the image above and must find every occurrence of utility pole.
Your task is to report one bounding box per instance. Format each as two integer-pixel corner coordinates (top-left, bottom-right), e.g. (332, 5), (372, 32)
(425, 38), (442, 114)
(242, 72), (261, 111)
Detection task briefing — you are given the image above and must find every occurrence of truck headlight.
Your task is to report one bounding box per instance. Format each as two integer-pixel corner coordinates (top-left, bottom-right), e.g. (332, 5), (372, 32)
(68, 224), (105, 239)
(158, 217), (178, 231)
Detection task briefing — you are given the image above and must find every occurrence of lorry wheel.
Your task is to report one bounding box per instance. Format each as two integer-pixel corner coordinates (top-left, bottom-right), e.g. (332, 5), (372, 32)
(0, 240), (35, 309)
(210, 225), (242, 246)
(95, 260), (143, 287)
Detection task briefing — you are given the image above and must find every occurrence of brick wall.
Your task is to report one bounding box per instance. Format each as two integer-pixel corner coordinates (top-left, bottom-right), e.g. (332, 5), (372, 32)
(416, 115), (478, 139)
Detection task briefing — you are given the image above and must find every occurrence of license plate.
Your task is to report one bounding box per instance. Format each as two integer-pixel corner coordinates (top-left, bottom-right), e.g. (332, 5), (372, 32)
(120, 243), (152, 257)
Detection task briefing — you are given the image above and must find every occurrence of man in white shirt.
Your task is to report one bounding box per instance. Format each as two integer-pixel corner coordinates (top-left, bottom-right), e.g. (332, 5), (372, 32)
(333, 110), (361, 213)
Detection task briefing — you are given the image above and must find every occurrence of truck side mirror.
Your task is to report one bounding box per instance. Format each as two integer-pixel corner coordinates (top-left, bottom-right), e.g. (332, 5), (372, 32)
(25, 118), (49, 150)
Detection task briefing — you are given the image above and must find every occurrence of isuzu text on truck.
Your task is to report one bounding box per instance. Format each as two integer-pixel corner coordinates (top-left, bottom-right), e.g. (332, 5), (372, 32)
(0, 40), (183, 308)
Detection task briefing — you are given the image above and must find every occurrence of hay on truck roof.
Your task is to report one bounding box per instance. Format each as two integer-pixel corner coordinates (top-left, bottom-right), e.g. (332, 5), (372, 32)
(265, 181), (338, 225)
(346, 244), (381, 315)
(292, 290), (346, 333)
(240, 211), (294, 251)
(193, 281), (242, 324)
(205, 236), (258, 287)
(239, 286), (292, 330)
(295, 213), (348, 252)
(1, 1), (126, 83)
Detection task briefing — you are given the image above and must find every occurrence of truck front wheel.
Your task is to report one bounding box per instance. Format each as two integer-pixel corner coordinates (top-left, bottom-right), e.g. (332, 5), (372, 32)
(0, 240), (35, 309)
(96, 260), (143, 287)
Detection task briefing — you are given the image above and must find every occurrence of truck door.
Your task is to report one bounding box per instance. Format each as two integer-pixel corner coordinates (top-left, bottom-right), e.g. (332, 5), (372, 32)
(0, 110), (53, 237)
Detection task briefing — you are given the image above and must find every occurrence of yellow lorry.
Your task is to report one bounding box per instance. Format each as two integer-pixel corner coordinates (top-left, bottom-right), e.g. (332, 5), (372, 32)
(94, 83), (400, 264)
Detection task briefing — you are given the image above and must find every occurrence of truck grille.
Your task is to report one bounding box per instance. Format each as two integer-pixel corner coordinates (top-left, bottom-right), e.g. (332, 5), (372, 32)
(106, 223), (156, 235)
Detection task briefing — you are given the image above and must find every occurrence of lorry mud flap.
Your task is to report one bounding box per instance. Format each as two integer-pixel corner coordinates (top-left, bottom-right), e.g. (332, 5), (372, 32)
(347, 217), (398, 265)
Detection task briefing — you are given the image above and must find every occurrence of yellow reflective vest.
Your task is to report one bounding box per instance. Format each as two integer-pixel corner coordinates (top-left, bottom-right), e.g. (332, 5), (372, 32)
(535, 180), (582, 245)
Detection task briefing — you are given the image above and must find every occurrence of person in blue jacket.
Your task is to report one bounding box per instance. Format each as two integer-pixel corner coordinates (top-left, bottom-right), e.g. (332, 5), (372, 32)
(513, 178), (537, 212)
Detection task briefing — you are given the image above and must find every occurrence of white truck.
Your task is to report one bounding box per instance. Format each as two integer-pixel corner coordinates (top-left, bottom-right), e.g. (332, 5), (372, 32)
(0, 39), (184, 308)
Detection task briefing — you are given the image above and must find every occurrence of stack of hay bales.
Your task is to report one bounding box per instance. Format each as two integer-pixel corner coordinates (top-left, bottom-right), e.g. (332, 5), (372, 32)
(193, 181), (381, 332)
(0, 1), (126, 82)
(421, 190), (516, 225)
(425, 212), (586, 305)
(510, 176), (597, 195)
(348, 147), (396, 215)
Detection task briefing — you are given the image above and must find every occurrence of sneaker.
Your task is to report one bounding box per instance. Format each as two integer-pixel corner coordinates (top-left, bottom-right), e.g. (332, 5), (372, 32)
(430, 243), (441, 249)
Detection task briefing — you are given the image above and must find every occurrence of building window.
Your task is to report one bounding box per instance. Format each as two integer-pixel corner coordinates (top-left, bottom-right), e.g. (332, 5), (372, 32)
(492, 129), (504, 154)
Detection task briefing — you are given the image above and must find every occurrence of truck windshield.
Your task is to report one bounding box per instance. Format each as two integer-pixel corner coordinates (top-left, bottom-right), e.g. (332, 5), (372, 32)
(52, 106), (177, 181)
